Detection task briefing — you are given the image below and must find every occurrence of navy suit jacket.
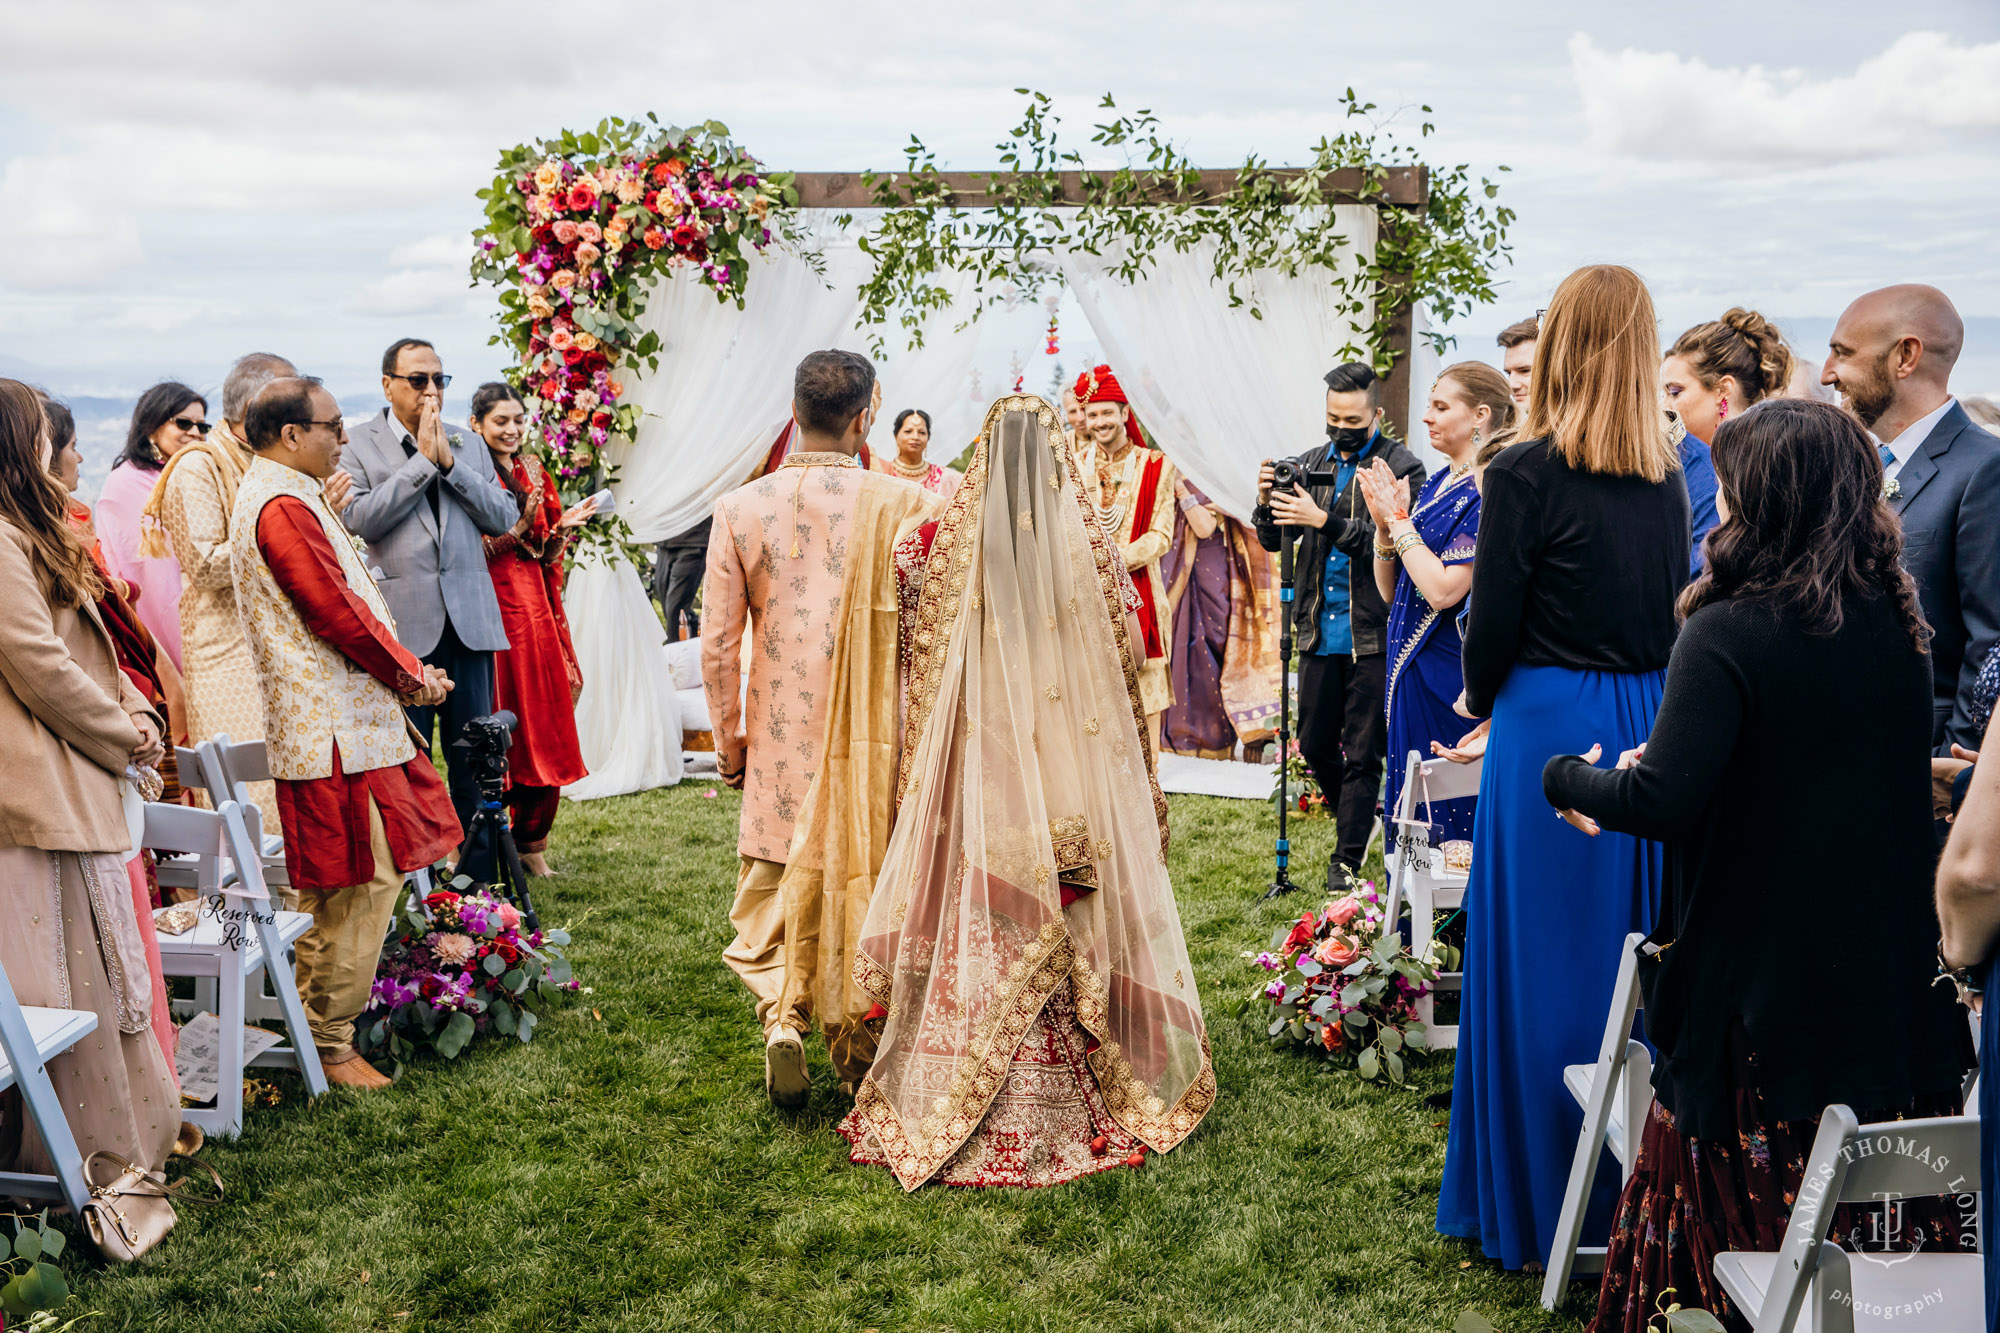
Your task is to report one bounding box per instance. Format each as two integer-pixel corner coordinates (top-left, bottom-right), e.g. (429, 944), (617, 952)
(1888, 401), (2000, 754)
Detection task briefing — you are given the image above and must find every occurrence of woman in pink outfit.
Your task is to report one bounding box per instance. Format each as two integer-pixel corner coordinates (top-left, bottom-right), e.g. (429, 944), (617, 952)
(94, 381), (209, 671)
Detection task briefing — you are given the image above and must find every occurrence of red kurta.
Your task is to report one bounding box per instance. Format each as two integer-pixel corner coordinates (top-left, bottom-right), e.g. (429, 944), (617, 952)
(484, 457), (586, 789)
(256, 495), (461, 892)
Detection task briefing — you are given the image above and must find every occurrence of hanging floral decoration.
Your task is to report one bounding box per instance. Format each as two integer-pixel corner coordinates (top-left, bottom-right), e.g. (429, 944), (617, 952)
(471, 117), (800, 481)
(1043, 294), (1061, 356)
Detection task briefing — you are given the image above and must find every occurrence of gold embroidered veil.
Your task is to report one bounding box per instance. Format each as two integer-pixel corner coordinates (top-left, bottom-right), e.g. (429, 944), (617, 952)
(849, 394), (1215, 1189)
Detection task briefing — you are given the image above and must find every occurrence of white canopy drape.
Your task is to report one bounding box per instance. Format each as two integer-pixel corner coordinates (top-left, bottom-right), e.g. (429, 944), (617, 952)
(565, 206), (1388, 799)
(1058, 205), (1379, 521)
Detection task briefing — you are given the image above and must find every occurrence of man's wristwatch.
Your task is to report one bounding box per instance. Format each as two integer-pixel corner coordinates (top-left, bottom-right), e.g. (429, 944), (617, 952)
(1936, 941), (1984, 1007)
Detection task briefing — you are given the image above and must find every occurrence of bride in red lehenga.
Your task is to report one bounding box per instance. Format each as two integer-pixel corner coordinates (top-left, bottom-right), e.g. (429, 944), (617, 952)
(839, 394), (1215, 1190)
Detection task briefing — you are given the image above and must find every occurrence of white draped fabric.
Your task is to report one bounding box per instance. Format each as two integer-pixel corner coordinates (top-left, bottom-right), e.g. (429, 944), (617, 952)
(563, 211), (869, 799)
(565, 207), (1386, 799)
(1057, 205), (1379, 522)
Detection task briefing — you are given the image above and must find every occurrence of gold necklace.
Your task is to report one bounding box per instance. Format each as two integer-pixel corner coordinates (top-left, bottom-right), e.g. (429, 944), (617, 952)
(891, 455), (930, 479)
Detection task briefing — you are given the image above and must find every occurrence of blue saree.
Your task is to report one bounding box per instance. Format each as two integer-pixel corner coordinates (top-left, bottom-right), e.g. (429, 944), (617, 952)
(1383, 467), (1480, 842)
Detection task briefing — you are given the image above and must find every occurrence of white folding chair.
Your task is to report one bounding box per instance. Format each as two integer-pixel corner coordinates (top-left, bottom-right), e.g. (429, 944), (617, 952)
(147, 800), (326, 1138)
(188, 734), (289, 890)
(0, 956), (96, 1215)
(1381, 750), (1481, 1050)
(1713, 1106), (1983, 1331)
(1541, 931), (1654, 1308)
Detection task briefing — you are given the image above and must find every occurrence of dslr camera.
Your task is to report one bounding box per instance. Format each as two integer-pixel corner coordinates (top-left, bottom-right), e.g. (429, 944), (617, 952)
(1269, 458), (1340, 493)
(451, 709), (518, 785)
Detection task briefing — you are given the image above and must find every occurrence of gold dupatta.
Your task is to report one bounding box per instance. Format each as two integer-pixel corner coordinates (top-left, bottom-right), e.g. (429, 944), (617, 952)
(776, 472), (942, 1075)
(138, 422), (255, 559)
(850, 395), (1213, 1190)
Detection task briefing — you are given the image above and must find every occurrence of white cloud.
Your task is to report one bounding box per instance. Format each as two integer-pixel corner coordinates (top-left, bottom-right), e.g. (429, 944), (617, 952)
(347, 267), (482, 317)
(1570, 29), (2000, 163)
(390, 234), (471, 266)
(0, 153), (144, 287)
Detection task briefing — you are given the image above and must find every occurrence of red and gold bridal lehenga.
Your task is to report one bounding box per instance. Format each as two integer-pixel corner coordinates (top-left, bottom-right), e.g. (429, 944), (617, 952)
(483, 453), (587, 851)
(841, 395), (1215, 1190)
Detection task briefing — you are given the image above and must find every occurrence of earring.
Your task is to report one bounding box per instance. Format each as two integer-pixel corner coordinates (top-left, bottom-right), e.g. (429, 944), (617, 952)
(1717, 394), (1729, 422)
(1471, 427), (1482, 447)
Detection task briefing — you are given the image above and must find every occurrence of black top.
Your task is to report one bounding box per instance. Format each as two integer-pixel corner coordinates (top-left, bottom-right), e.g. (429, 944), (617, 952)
(1251, 432), (1426, 657)
(1460, 438), (1689, 717)
(1543, 592), (1975, 1139)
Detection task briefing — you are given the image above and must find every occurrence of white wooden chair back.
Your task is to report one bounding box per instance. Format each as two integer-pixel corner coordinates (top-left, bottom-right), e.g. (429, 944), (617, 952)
(1712, 1106), (1983, 1332)
(193, 735), (288, 888)
(0, 956), (95, 1215)
(1382, 750), (1480, 1053)
(145, 798), (326, 1136)
(1540, 931), (1654, 1309)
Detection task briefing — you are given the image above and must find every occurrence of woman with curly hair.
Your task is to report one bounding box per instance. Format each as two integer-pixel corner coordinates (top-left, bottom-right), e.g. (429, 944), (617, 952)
(1545, 397), (1974, 1330)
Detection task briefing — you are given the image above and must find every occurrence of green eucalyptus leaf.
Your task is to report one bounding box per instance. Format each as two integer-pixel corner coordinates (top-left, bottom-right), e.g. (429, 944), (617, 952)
(37, 1228), (62, 1260)
(1357, 1047), (1379, 1081)
(482, 954), (506, 977)
(437, 1011), (477, 1059)
(1662, 1310), (1729, 1332)
(517, 1009), (538, 1043)
(13, 1228), (40, 1260)
(30, 1262), (65, 1307)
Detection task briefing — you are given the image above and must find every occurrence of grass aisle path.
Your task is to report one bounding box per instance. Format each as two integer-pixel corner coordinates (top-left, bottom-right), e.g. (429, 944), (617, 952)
(77, 786), (1589, 1332)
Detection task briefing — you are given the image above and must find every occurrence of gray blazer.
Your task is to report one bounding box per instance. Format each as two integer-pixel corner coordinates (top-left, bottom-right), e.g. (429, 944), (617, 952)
(1887, 401), (2000, 754)
(340, 407), (518, 656)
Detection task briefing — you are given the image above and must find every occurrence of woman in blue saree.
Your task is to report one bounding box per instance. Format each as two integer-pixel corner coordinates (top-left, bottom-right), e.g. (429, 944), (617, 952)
(1359, 363), (1516, 844)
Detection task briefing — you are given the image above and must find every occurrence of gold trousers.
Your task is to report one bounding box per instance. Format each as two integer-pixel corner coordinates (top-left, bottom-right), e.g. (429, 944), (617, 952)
(724, 855), (876, 1082)
(292, 797), (402, 1057)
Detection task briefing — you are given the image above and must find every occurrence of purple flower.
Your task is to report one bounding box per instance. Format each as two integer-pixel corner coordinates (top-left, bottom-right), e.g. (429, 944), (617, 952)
(1263, 979), (1286, 1001)
(1254, 951), (1281, 971)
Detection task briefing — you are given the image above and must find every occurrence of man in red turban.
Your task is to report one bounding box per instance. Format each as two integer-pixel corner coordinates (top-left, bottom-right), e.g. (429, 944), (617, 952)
(1074, 365), (1177, 735)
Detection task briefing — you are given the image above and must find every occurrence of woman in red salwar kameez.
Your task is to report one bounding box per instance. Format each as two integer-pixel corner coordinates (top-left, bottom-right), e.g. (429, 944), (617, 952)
(468, 385), (593, 877)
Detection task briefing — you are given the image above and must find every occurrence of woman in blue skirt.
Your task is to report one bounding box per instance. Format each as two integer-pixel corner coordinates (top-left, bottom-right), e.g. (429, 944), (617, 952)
(1436, 265), (1691, 1272)
(1361, 362), (1514, 845)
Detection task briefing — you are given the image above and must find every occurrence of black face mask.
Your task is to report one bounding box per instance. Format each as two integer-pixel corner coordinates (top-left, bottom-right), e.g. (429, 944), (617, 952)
(1327, 423), (1373, 453)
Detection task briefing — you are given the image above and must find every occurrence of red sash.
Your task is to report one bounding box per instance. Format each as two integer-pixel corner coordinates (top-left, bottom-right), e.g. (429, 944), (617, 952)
(1127, 452), (1166, 659)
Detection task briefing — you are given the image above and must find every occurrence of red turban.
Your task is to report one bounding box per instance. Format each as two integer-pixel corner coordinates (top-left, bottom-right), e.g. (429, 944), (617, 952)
(1073, 364), (1146, 451)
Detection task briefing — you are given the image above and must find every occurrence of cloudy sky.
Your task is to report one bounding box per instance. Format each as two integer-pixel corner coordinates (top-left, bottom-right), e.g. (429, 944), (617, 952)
(4, 0), (1998, 469)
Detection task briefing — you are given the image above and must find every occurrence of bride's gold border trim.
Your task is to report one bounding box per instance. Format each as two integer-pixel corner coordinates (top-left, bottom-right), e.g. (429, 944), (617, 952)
(1068, 955), (1217, 1153)
(851, 919), (1074, 1191)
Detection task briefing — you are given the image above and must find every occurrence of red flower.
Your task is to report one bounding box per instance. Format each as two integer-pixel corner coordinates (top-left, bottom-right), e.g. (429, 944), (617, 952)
(563, 347), (587, 366)
(1282, 913), (1317, 952)
(642, 226), (667, 250)
(566, 182), (597, 212)
(663, 157), (685, 176)
(424, 891), (461, 913)
(670, 220), (701, 248)
(591, 411), (612, 429)
(642, 190), (659, 212)
(650, 162), (675, 186)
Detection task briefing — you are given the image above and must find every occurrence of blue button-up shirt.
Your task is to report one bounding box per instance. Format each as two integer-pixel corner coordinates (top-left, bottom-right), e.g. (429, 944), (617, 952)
(1313, 432), (1378, 656)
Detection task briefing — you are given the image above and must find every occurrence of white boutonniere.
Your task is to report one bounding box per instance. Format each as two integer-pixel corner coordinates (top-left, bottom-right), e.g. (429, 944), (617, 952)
(1884, 476), (1902, 500)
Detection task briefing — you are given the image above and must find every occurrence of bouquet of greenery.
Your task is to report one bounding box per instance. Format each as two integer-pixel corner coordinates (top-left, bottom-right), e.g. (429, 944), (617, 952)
(357, 877), (581, 1064)
(1236, 882), (1440, 1084)
(1, 1212), (87, 1330)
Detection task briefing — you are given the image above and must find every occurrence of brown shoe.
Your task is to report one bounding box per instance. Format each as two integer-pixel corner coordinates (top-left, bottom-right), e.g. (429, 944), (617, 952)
(321, 1049), (393, 1091)
(765, 1027), (809, 1110)
(171, 1121), (205, 1158)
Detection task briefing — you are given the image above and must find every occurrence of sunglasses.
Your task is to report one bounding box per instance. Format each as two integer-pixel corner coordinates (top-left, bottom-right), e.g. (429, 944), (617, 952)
(389, 372), (452, 391)
(171, 416), (213, 436)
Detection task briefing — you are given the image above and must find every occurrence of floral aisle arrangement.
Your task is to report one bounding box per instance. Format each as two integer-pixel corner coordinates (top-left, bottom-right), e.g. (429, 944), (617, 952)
(357, 880), (582, 1064)
(471, 117), (800, 483)
(1236, 883), (1440, 1084)
(1271, 739), (1329, 818)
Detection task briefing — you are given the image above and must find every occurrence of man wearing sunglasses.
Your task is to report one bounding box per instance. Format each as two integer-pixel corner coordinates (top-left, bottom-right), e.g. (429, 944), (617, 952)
(340, 337), (519, 833)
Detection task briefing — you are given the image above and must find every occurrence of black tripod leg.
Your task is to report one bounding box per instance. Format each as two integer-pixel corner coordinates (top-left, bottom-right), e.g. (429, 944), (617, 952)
(1265, 530), (1299, 900)
(496, 822), (539, 934)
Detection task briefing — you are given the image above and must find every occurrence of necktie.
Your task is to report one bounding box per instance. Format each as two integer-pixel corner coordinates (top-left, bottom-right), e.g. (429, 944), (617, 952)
(1878, 443), (1896, 471)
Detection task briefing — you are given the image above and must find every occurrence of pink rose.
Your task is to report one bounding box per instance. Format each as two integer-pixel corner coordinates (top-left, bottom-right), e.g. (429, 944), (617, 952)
(548, 328), (574, 351)
(552, 220), (579, 244)
(496, 904), (521, 930)
(575, 241), (601, 267)
(578, 220), (602, 243)
(551, 269), (577, 291)
(1324, 896), (1362, 927)
(1316, 936), (1360, 968)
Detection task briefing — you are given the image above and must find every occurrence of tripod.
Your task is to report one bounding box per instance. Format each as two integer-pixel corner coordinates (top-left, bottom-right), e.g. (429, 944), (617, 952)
(457, 771), (541, 933)
(1263, 532), (1300, 900)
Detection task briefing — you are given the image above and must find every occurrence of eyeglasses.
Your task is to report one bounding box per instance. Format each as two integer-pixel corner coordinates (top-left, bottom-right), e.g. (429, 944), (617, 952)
(388, 373), (452, 391)
(172, 417), (213, 436)
(298, 418), (347, 435)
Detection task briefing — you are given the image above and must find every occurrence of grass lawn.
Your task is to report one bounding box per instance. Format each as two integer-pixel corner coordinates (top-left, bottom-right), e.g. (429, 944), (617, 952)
(63, 784), (1592, 1332)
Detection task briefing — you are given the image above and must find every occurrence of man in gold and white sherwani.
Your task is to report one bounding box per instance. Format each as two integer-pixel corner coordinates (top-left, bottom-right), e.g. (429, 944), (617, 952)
(1073, 364), (1177, 735)
(702, 350), (940, 1109)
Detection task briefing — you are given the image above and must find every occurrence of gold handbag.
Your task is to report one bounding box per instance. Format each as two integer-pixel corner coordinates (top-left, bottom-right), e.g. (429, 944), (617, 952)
(80, 1150), (223, 1263)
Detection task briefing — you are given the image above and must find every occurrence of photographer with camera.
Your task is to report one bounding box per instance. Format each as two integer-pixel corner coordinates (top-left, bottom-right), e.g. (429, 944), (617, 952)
(1254, 362), (1425, 884)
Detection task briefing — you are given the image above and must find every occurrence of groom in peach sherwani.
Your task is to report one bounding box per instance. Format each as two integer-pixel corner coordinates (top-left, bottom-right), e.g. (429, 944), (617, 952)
(702, 350), (940, 1110)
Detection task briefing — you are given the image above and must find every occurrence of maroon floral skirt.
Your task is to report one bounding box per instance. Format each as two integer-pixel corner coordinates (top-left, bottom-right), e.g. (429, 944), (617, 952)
(1589, 1034), (1968, 1333)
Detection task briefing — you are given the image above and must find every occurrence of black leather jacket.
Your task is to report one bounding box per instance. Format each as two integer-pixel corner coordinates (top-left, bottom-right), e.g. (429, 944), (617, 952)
(1253, 433), (1427, 657)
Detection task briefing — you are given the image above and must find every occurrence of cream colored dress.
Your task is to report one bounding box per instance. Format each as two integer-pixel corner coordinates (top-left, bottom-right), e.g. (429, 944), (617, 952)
(159, 446), (278, 831)
(1075, 440), (1178, 716)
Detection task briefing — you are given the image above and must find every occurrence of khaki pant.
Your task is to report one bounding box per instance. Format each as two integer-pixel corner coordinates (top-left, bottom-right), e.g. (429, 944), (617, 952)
(722, 855), (877, 1082)
(292, 798), (403, 1058)
(723, 856), (798, 1037)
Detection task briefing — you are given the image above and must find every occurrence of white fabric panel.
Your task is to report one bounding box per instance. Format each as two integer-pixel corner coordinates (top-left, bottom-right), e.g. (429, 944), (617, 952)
(1058, 206), (1378, 521)
(561, 550), (684, 800)
(564, 212), (866, 799)
(1404, 301), (1447, 476)
(1155, 753), (1275, 801)
(839, 268), (987, 465)
(611, 211), (870, 545)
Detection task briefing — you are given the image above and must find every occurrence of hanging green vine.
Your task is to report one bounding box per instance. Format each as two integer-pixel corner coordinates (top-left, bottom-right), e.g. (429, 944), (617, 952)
(839, 89), (1513, 373)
